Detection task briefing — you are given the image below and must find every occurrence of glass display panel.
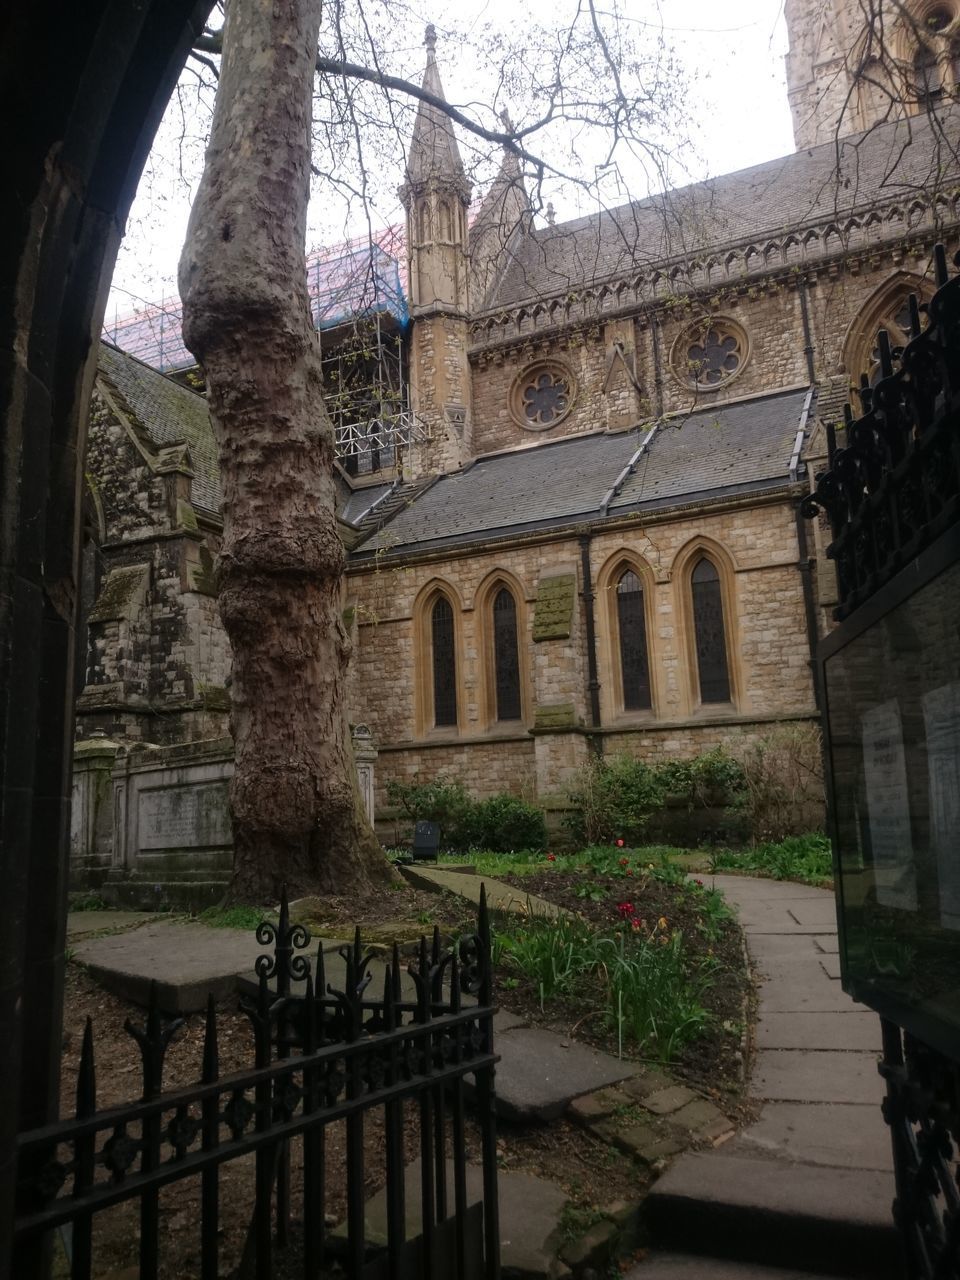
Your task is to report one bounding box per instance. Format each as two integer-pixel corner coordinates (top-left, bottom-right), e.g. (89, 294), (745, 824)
(823, 554), (960, 1056)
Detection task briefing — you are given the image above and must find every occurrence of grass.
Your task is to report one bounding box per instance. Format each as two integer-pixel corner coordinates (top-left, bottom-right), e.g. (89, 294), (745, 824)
(196, 904), (273, 930)
(492, 906), (715, 1064)
(707, 833), (832, 885)
(441, 834), (831, 888)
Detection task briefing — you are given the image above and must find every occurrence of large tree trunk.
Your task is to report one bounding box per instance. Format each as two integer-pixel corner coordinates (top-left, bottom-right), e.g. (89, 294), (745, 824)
(179, 0), (391, 902)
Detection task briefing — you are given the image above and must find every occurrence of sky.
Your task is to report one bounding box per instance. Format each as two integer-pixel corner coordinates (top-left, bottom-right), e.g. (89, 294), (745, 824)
(105, 0), (794, 324)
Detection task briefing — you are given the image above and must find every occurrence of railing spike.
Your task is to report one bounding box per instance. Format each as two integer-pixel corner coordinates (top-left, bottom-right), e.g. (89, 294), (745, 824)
(392, 941), (402, 1003)
(353, 924), (362, 972)
(878, 329), (893, 379)
(304, 974), (317, 1052)
(935, 242), (949, 287)
(202, 995), (219, 1084)
(450, 955), (462, 1014)
(431, 924), (441, 968)
(76, 1017), (97, 1118)
(909, 294), (922, 340)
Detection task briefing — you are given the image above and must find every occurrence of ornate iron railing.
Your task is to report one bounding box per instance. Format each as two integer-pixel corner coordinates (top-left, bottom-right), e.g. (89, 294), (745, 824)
(14, 889), (500, 1280)
(802, 244), (960, 619)
(880, 1020), (960, 1280)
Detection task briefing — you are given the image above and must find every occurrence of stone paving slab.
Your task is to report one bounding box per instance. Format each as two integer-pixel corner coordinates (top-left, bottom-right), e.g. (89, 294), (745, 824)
(743, 932), (837, 959)
(704, 876), (830, 902)
(757, 975), (862, 1014)
(646, 1153), (899, 1278)
(724, 1101), (892, 1170)
(752, 1049), (884, 1104)
(398, 865), (566, 919)
(755, 1011), (882, 1052)
(819, 955), (842, 979)
(785, 899), (841, 927)
(626, 1256), (836, 1279)
(813, 936), (840, 954)
(492, 1026), (639, 1121)
(334, 1158), (567, 1278)
(67, 910), (158, 939)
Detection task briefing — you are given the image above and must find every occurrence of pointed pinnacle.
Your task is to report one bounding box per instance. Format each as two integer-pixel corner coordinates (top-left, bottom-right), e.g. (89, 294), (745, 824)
(425, 23), (437, 52)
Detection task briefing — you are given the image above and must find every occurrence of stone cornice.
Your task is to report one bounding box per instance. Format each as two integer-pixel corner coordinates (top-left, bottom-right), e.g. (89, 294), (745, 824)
(468, 190), (960, 351)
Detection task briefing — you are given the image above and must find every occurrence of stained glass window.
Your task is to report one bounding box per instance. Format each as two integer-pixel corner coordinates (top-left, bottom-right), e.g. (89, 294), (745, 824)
(686, 329), (741, 387)
(616, 570), (652, 710)
(521, 371), (569, 425)
(493, 588), (522, 720)
(692, 558), (731, 704)
(432, 596), (457, 727)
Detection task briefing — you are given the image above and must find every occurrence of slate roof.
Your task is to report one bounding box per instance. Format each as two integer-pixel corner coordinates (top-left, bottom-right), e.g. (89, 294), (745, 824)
(352, 386), (811, 557)
(487, 106), (960, 310)
(97, 342), (223, 515)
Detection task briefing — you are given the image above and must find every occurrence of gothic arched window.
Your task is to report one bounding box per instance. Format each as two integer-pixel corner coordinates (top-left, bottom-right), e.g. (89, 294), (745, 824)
(431, 596), (457, 726)
(492, 588), (522, 720)
(691, 557), (731, 704)
(616, 570), (652, 711)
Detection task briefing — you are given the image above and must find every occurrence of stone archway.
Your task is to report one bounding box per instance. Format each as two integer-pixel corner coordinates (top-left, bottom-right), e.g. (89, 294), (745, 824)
(0, 4), (209, 1268)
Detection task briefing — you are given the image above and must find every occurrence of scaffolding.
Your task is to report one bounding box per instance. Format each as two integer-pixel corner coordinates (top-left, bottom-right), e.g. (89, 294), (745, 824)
(103, 228), (430, 472)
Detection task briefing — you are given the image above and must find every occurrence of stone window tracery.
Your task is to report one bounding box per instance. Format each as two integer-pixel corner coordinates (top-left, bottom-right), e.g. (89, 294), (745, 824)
(691, 557), (731, 705)
(509, 361), (576, 430)
(671, 318), (749, 392)
(492, 588), (522, 721)
(616, 570), (652, 711)
(431, 596), (457, 727)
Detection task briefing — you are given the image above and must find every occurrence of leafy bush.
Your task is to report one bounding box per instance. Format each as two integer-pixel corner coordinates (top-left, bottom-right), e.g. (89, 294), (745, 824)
(385, 775), (471, 845)
(656, 747), (746, 809)
(564, 754), (666, 846)
(386, 776), (546, 852)
(455, 793), (547, 853)
(733, 726), (824, 842)
(709, 833), (832, 885)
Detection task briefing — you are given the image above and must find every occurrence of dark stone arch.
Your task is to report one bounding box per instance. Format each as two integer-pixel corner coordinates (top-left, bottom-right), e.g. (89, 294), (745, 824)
(0, 3), (209, 1266)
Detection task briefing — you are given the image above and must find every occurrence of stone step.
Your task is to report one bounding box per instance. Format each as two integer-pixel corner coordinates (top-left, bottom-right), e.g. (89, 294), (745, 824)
(105, 877), (229, 912)
(625, 1255), (847, 1279)
(645, 1152), (899, 1280)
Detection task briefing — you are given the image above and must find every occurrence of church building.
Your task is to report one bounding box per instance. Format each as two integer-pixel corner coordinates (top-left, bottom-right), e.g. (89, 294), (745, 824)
(74, 0), (960, 886)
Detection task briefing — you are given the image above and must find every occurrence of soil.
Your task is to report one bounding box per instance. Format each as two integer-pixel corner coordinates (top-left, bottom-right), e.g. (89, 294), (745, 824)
(57, 949), (649, 1278)
(494, 868), (754, 1101)
(52, 865), (753, 1276)
(291, 881), (477, 943)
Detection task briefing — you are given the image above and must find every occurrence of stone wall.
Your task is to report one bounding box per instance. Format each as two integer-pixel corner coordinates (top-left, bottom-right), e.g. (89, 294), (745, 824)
(345, 493), (819, 816)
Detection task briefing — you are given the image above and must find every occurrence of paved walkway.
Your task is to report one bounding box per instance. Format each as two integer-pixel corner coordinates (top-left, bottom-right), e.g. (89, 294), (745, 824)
(639, 874), (898, 1279)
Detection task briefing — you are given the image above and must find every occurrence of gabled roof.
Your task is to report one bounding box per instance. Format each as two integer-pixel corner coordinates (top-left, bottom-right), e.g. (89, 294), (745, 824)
(486, 106), (960, 311)
(97, 342), (222, 515)
(351, 386), (811, 558)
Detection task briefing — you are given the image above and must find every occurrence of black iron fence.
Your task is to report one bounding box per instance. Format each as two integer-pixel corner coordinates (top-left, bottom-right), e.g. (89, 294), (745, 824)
(14, 889), (500, 1280)
(803, 243), (960, 620)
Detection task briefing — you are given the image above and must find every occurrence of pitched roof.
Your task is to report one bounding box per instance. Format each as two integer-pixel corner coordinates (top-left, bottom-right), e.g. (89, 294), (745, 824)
(487, 106), (960, 311)
(351, 386), (811, 557)
(97, 342), (222, 515)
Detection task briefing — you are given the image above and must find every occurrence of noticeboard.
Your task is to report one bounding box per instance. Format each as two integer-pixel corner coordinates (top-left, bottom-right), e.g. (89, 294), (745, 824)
(821, 524), (960, 1059)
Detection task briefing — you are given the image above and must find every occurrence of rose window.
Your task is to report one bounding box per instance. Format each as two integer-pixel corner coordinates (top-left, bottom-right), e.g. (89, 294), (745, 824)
(510, 361), (576, 430)
(687, 329), (741, 387)
(671, 318), (749, 392)
(522, 371), (568, 424)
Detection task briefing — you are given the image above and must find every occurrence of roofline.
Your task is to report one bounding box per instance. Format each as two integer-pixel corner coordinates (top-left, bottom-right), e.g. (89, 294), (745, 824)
(347, 478), (806, 569)
(99, 339), (207, 400)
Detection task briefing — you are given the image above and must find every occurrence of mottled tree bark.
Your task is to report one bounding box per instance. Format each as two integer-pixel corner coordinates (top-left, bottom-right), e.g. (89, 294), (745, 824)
(179, 0), (391, 901)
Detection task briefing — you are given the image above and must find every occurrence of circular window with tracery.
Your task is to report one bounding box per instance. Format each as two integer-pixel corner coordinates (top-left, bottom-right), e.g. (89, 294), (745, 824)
(671, 318), (749, 392)
(510, 361), (576, 430)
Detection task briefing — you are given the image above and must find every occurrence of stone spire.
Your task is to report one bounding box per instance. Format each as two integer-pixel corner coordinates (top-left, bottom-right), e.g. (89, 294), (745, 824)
(469, 110), (533, 307)
(404, 24), (469, 192)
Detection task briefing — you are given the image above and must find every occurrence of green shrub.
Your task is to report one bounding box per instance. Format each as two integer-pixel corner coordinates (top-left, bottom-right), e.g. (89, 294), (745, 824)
(564, 754), (666, 845)
(709, 832), (832, 885)
(656, 747), (746, 809)
(455, 793), (547, 853)
(386, 775), (472, 845)
(387, 776), (546, 852)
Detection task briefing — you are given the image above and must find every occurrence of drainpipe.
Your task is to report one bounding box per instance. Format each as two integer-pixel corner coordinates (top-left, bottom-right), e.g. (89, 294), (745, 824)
(795, 504), (822, 712)
(578, 532), (603, 756)
(798, 276), (816, 384)
(650, 315), (665, 417)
